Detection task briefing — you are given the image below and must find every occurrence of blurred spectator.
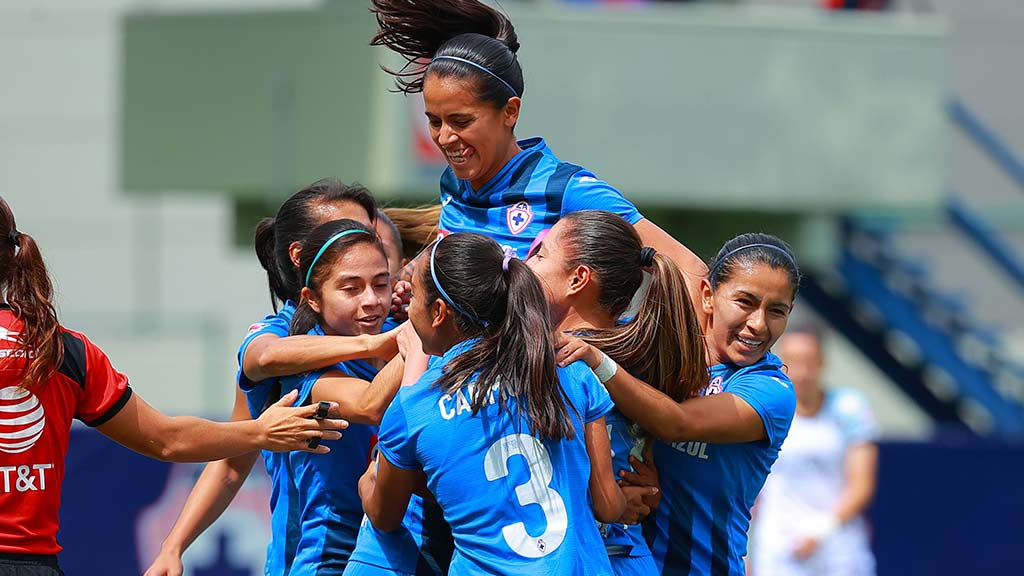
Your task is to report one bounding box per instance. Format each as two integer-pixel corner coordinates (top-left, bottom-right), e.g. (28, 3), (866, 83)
(751, 325), (879, 576)
(820, 0), (890, 10)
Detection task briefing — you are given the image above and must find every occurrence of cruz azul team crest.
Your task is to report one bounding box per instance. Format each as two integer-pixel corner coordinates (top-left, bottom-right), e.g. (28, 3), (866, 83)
(506, 202), (533, 235)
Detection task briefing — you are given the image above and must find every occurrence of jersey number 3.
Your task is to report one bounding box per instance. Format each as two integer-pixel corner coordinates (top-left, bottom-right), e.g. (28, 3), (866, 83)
(484, 433), (568, 558)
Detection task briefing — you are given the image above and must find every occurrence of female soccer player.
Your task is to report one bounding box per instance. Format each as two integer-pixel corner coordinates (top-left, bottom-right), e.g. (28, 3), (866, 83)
(359, 232), (626, 575)
(0, 197), (346, 576)
(751, 325), (879, 576)
(268, 219), (411, 572)
(557, 233), (801, 576)
(526, 210), (706, 576)
(370, 0), (707, 304)
(145, 179), (399, 576)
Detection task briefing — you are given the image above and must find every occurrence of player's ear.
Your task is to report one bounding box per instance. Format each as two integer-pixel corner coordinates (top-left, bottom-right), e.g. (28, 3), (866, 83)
(302, 286), (322, 314)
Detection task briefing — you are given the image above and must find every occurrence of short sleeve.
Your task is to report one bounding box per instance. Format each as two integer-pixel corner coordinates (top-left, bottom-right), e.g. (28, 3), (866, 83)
(236, 310), (293, 392)
(276, 369), (321, 408)
(69, 332), (133, 427)
(560, 171), (643, 225)
(727, 374), (797, 448)
(831, 389), (878, 445)
(566, 362), (614, 423)
(377, 393), (418, 470)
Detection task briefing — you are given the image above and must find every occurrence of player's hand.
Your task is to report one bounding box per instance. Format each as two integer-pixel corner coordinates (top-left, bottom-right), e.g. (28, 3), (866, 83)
(390, 280), (412, 321)
(369, 329), (400, 360)
(143, 548), (183, 576)
(554, 333), (602, 369)
(620, 454), (662, 511)
(256, 390), (348, 454)
(618, 484), (659, 524)
(396, 321), (424, 361)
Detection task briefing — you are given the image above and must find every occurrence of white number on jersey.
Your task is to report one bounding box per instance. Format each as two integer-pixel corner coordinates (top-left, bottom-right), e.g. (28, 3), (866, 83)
(483, 433), (568, 558)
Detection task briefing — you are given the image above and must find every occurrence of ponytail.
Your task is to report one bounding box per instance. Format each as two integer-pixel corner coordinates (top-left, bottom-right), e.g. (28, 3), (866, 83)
(370, 0), (524, 106)
(383, 204), (441, 259)
(426, 233), (576, 440)
(0, 198), (63, 390)
(557, 210), (707, 400)
(254, 217), (284, 312)
(582, 253), (708, 401)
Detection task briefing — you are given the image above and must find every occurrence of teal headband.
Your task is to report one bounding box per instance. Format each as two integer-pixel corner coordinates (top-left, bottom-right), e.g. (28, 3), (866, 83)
(304, 229), (371, 287)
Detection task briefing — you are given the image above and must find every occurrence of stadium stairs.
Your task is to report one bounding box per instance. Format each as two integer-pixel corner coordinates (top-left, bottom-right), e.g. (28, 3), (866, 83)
(803, 97), (1024, 439)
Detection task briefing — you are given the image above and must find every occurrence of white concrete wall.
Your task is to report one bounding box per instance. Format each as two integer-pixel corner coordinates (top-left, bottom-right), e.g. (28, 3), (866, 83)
(0, 0), (317, 417)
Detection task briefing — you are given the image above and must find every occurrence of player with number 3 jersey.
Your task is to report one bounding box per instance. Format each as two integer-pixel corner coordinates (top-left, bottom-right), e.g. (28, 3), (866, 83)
(359, 232), (625, 575)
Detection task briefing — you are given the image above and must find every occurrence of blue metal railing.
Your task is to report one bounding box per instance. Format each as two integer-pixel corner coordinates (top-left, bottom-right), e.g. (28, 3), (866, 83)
(946, 98), (1024, 294)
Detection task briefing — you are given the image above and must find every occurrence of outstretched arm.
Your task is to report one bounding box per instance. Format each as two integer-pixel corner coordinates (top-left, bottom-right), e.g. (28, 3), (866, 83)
(556, 335), (765, 444)
(97, 389), (347, 462)
(243, 331), (398, 383)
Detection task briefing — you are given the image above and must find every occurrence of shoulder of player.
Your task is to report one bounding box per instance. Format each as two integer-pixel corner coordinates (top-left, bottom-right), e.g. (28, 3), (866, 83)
(722, 366), (794, 399)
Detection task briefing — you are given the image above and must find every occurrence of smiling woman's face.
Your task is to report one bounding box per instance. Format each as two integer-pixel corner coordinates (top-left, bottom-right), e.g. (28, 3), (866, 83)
(703, 262), (794, 367)
(307, 243), (391, 337)
(422, 74), (519, 190)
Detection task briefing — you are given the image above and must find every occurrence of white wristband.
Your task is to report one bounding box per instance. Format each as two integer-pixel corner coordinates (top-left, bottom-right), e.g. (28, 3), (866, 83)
(593, 351), (619, 384)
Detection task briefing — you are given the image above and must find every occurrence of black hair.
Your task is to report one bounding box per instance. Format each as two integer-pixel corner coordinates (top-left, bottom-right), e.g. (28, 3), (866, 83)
(254, 178), (377, 311)
(423, 233), (576, 440)
(290, 219), (385, 336)
(708, 233), (801, 299)
(370, 0), (524, 108)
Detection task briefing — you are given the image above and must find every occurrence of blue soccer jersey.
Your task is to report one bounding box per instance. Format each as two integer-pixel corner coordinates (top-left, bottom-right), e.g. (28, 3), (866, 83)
(237, 301), (299, 575)
(346, 491), (453, 576)
(437, 137), (643, 258)
(645, 353), (797, 576)
(280, 325), (381, 573)
(376, 340), (616, 575)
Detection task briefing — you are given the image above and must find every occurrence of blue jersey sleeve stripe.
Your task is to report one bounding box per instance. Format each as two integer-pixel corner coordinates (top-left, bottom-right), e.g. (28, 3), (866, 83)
(498, 151), (545, 207)
(543, 162), (584, 219)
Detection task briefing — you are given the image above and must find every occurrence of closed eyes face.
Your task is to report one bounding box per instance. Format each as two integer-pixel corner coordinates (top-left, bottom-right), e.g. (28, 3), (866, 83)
(704, 262), (794, 367)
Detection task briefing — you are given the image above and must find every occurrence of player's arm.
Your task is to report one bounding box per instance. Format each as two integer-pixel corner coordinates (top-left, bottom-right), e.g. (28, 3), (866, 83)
(97, 389), (347, 462)
(835, 441), (879, 523)
(632, 218), (708, 315)
(584, 416), (627, 523)
(144, 388), (259, 576)
(557, 335), (765, 444)
(243, 331), (399, 383)
(359, 454), (417, 532)
(310, 353), (406, 425)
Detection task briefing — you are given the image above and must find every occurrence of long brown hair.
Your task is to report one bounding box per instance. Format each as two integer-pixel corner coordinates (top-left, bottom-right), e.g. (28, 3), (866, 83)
(0, 197), (63, 390)
(383, 204), (441, 259)
(560, 211), (708, 401)
(424, 233), (576, 440)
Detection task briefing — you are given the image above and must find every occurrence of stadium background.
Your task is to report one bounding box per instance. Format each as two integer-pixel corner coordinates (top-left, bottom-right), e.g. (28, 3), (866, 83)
(2, 0), (1021, 573)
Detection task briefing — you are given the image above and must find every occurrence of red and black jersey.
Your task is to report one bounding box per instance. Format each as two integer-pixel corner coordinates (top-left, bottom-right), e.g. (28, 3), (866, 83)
(0, 307), (131, 555)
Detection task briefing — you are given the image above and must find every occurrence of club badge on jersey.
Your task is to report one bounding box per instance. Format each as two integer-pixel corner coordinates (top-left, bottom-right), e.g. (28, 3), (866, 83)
(506, 202), (533, 235)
